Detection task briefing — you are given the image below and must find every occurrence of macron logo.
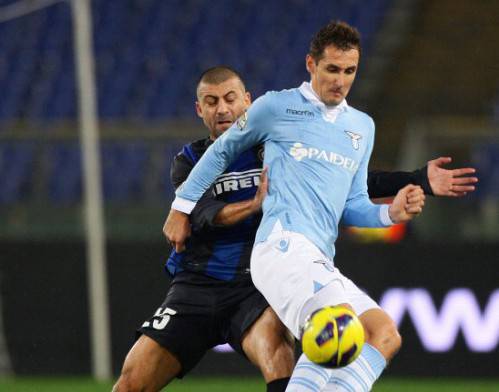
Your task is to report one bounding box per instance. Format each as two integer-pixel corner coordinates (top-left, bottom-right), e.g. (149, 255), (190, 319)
(289, 143), (358, 172)
(286, 108), (315, 117)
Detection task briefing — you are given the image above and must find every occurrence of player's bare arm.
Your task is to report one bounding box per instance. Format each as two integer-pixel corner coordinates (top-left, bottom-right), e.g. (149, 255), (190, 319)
(214, 167), (268, 225)
(427, 156), (478, 197)
(164, 165), (267, 248)
(388, 184), (425, 223)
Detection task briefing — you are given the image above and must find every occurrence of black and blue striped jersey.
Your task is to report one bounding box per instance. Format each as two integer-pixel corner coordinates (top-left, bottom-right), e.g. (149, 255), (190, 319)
(166, 137), (432, 282)
(166, 137), (265, 281)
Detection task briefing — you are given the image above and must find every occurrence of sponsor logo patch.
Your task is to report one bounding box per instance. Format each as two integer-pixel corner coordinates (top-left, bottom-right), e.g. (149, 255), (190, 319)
(236, 112), (248, 130)
(289, 142), (358, 172)
(212, 169), (262, 195)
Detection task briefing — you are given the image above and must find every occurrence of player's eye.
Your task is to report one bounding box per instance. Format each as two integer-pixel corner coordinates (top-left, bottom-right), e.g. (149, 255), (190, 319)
(345, 68), (356, 74)
(225, 93), (236, 103)
(326, 66), (340, 73)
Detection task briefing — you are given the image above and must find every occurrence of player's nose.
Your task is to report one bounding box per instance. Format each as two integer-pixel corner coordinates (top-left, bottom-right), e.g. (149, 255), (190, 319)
(333, 73), (345, 87)
(216, 101), (230, 114)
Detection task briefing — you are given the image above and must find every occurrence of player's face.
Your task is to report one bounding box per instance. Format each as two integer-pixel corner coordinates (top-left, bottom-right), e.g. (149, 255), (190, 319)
(306, 45), (359, 106)
(196, 78), (251, 139)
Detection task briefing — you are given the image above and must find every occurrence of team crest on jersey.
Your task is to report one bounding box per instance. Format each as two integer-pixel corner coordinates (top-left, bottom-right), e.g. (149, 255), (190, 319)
(344, 130), (362, 150)
(236, 112), (248, 130)
(257, 146), (264, 161)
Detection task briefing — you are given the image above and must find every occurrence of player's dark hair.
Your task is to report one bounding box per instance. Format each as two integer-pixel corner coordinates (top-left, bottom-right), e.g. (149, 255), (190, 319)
(309, 20), (361, 62)
(197, 66), (246, 94)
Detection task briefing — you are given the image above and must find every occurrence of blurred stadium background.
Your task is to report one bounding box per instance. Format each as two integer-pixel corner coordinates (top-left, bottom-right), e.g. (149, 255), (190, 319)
(0, 0), (498, 390)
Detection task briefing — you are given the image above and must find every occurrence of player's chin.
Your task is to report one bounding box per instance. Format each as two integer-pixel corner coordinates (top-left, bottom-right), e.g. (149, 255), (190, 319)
(213, 126), (229, 136)
(217, 123), (232, 132)
(324, 95), (343, 106)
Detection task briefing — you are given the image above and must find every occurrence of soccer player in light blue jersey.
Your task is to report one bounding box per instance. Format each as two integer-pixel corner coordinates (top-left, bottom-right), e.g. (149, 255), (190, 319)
(165, 21), (425, 391)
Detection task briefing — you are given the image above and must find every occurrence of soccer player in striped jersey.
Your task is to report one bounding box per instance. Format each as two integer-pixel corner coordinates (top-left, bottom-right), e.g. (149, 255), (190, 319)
(114, 68), (294, 392)
(163, 22), (476, 392)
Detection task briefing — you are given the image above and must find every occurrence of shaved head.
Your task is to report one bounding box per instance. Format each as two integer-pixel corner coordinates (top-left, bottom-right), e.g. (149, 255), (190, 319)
(196, 66), (246, 99)
(195, 66), (251, 140)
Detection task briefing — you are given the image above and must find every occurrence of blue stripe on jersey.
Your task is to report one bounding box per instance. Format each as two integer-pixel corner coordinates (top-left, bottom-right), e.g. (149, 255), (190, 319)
(165, 251), (185, 276)
(182, 144), (199, 165)
(205, 240), (246, 280)
(167, 141), (262, 281)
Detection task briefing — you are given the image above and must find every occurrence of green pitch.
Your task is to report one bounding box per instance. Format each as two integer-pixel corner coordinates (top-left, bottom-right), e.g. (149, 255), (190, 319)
(0, 377), (497, 391)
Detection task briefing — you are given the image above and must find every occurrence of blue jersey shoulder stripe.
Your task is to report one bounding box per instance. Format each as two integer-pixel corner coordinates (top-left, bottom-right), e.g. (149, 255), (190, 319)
(182, 144), (199, 165)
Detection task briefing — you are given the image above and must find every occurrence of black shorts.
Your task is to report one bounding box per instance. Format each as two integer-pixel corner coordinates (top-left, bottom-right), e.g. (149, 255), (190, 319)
(137, 271), (269, 377)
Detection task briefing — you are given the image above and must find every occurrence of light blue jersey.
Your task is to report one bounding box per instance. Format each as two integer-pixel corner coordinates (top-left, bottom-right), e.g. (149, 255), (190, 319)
(174, 82), (392, 261)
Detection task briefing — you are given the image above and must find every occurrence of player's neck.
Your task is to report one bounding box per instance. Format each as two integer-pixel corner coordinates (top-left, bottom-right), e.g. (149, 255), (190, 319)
(306, 81), (346, 110)
(300, 81), (348, 112)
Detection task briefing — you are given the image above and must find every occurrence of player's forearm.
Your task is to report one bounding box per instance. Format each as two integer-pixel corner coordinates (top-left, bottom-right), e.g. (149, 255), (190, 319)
(368, 171), (412, 198)
(213, 199), (258, 226)
(342, 198), (393, 227)
(367, 169), (432, 198)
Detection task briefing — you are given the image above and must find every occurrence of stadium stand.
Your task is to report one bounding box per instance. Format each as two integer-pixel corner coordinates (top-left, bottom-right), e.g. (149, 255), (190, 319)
(471, 143), (499, 200)
(0, 0), (390, 203)
(0, 143), (34, 203)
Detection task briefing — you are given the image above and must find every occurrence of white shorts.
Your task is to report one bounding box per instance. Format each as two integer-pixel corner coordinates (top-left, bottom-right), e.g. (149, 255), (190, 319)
(251, 224), (380, 338)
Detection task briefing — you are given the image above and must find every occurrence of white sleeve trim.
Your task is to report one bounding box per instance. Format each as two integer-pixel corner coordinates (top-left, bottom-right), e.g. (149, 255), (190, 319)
(379, 204), (394, 226)
(171, 197), (196, 214)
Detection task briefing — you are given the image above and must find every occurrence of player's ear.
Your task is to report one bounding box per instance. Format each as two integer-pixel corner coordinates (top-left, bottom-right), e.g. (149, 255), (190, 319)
(306, 54), (316, 75)
(195, 101), (203, 118)
(245, 91), (252, 106)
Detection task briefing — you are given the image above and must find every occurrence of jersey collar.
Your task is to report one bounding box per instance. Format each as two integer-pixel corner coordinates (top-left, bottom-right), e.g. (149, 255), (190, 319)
(298, 81), (348, 123)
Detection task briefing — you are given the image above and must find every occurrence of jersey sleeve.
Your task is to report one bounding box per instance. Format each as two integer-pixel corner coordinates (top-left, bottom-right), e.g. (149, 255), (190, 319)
(342, 119), (392, 227)
(172, 93), (275, 213)
(411, 165), (433, 195)
(367, 166), (433, 198)
(170, 152), (227, 230)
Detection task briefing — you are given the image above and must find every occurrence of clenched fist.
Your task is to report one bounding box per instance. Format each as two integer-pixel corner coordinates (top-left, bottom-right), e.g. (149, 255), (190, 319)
(388, 184), (425, 223)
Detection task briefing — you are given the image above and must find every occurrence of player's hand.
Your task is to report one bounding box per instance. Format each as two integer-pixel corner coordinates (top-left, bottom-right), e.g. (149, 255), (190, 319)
(427, 157), (478, 197)
(163, 209), (191, 252)
(389, 184), (425, 223)
(251, 167), (268, 213)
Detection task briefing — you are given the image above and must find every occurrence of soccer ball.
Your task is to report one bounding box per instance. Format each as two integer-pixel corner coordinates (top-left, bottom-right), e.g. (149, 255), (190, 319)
(300, 306), (365, 368)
